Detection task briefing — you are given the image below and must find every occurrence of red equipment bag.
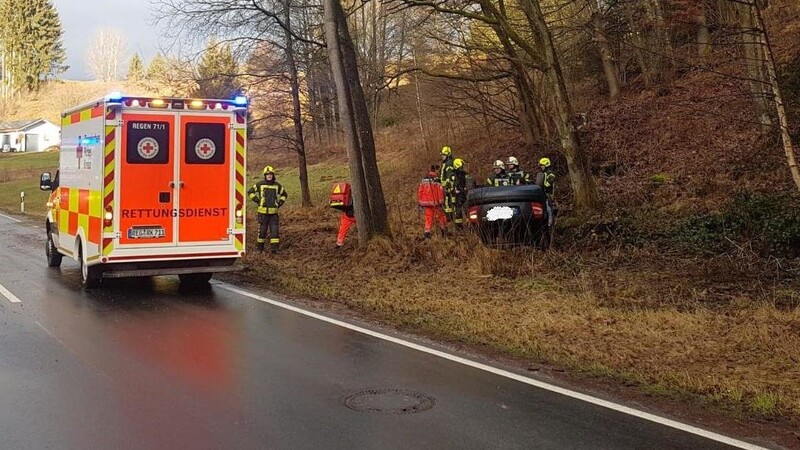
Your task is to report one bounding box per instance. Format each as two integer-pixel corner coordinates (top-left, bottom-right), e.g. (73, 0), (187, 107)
(329, 182), (352, 210)
(418, 179), (444, 207)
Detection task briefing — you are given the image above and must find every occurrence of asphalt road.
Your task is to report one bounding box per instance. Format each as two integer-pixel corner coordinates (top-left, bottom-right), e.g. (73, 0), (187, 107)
(0, 214), (769, 450)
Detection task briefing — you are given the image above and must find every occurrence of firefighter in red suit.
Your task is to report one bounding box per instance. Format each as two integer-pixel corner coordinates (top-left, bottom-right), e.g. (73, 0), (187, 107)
(336, 197), (356, 248)
(420, 166), (448, 239)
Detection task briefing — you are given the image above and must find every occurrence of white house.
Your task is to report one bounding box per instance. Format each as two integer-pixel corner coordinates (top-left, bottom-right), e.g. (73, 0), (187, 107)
(0, 119), (60, 152)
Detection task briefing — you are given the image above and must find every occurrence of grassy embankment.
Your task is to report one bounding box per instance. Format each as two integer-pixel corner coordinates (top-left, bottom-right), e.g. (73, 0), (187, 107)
(236, 152), (800, 426)
(0, 152), (59, 217)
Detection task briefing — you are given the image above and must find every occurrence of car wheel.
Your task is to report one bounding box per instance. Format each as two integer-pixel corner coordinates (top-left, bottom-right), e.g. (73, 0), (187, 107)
(179, 273), (213, 286)
(78, 240), (101, 289)
(46, 230), (63, 268)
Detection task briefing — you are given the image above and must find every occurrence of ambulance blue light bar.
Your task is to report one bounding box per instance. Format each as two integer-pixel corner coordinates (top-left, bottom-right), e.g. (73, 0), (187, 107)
(233, 96), (248, 106)
(106, 92), (124, 102)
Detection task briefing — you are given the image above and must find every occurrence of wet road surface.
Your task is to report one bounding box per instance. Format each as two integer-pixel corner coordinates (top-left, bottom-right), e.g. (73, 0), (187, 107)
(0, 215), (768, 449)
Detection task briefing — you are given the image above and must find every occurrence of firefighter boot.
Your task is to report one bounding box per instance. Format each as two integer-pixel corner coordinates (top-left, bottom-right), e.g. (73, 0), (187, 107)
(256, 242), (265, 253)
(270, 243), (279, 254)
(424, 231), (431, 240)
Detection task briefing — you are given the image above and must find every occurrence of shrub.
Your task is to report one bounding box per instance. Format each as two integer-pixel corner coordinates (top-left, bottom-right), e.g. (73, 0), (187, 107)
(673, 192), (800, 256)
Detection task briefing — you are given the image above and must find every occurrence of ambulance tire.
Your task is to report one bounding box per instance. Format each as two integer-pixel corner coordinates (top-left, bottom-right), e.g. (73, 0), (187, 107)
(46, 230), (62, 268)
(78, 240), (101, 289)
(179, 273), (213, 286)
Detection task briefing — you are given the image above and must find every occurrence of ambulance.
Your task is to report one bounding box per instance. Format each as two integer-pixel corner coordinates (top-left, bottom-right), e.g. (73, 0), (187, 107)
(40, 93), (248, 288)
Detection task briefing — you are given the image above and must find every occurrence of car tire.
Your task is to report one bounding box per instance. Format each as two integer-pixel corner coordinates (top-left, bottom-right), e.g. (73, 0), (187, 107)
(46, 230), (63, 268)
(179, 273), (213, 286)
(78, 240), (101, 289)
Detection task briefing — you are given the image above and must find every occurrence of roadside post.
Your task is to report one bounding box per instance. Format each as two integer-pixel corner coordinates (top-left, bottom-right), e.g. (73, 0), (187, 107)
(20, 191), (25, 214)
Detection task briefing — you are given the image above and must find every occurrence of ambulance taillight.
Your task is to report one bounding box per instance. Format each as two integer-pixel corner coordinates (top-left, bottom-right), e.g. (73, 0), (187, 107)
(235, 205), (244, 225)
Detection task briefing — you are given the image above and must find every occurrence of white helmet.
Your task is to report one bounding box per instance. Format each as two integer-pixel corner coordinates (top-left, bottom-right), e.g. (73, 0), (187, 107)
(494, 160), (505, 170)
(507, 156), (519, 167)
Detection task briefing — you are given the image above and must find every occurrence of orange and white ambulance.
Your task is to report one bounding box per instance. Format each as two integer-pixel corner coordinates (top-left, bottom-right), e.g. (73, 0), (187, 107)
(40, 93), (248, 287)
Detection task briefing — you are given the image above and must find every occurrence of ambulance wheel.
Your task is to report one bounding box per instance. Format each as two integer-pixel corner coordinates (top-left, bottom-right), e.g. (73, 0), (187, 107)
(78, 241), (101, 289)
(46, 230), (62, 268)
(179, 273), (212, 286)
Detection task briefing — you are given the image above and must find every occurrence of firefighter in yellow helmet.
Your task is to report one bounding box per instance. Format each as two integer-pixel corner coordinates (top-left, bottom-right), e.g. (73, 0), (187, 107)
(534, 157), (556, 226)
(248, 165), (288, 253)
(439, 146), (457, 227)
(506, 156), (531, 185)
(486, 160), (510, 187)
(452, 158), (470, 229)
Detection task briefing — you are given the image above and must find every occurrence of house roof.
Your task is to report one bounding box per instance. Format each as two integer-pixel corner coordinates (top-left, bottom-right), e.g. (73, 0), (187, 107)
(0, 119), (54, 133)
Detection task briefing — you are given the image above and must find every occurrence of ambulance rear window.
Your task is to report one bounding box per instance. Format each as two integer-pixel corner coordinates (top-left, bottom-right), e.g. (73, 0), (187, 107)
(126, 121), (170, 164)
(185, 123), (225, 165)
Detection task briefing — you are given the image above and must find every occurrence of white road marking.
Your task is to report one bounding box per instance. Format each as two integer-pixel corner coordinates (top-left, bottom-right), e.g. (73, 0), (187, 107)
(35, 321), (114, 384)
(215, 281), (769, 450)
(0, 282), (22, 303)
(0, 212), (22, 223)
(0, 213), (770, 449)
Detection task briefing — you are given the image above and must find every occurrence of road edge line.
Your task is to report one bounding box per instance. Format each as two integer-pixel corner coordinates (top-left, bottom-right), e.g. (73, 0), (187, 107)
(215, 281), (769, 450)
(0, 212), (22, 223)
(0, 282), (22, 303)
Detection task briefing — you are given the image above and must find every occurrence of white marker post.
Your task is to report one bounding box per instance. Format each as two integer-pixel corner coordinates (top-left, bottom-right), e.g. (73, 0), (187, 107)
(20, 191), (25, 214)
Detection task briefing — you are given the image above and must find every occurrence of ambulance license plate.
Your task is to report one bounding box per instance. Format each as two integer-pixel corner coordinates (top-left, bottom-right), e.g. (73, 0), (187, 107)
(128, 226), (165, 239)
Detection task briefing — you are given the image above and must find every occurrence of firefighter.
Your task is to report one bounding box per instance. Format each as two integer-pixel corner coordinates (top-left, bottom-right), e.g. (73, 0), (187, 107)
(506, 156), (531, 185)
(486, 160), (510, 187)
(453, 158), (469, 230)
(420, 166), (448, 239)
(439, 146), (457, 225)
(248, 165), (288, 253)
(534, 157), (556, 226)
(336, 197), (356, 249)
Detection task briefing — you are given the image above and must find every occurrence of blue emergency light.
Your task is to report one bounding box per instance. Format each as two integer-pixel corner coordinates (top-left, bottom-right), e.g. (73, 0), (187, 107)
(233, 96), (248, 106)
(107, 92), (124, 102)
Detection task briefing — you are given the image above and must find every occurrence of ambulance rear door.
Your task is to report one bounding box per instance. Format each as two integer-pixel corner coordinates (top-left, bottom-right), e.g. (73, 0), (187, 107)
(117, 112), (177, 248)
(176, 113), (234, 245)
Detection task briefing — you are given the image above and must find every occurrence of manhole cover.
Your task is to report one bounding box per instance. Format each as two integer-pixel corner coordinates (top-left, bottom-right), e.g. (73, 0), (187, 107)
(343, 389), (436, 415)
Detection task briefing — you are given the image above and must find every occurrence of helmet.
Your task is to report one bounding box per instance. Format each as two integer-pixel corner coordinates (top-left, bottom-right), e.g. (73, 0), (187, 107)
(507, 156), (519, 166)
(441, 146), (452, 156)
(494, 160), (505, 170)
(453, 158), (464, 169)
(539, 158), (551, 168)
(263, 165), (275, 175)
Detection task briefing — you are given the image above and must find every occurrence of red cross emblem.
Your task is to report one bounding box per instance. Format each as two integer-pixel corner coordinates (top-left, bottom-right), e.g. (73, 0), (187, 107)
(195, 138), (216, 160)
(137, 137), (159, 159)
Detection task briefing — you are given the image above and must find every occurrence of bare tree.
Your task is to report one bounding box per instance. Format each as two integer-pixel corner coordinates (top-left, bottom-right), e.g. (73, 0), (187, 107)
(325, 0), (392, 242)
(86, 29), (127, 82)
(749, 0), (800, 191)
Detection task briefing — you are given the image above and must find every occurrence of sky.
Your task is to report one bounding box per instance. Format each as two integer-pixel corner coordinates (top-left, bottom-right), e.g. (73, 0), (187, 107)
(52, 0), (169, 80)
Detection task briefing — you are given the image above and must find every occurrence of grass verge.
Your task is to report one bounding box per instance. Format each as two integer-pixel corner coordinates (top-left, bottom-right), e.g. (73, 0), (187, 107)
(0, 152), (59, 216)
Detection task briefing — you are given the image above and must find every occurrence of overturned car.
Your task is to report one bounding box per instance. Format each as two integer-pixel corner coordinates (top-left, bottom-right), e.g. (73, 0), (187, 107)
(466, 185), (552, 248)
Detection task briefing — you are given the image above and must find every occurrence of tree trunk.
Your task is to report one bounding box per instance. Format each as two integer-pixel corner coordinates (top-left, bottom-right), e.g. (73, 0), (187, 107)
(591, 9), (621, 99)
(525, 0), (599, 210)
(480, 1), (546, 145)
(752, 2), (800, 191)
(624, 1), (654, 87)
(644, 0), (673, 82)
(412, 50), (431, 152)
(284, 0), (312, 207)
(324, 0), (374, 245)
(336, 3), (392, 237)
(697, 2), (712, 57)
(739, 2), (773, 131)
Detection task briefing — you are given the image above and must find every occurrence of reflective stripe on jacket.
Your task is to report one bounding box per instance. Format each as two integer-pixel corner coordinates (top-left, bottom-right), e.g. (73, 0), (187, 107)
(248, 180), (287, 214)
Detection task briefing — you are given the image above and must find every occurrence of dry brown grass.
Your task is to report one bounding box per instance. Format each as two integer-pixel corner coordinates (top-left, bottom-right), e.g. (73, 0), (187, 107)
(235, 200), (800, 422)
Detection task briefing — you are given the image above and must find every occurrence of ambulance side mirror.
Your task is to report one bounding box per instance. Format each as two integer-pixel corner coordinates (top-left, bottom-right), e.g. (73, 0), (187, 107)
(40, 172), (52, 191)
